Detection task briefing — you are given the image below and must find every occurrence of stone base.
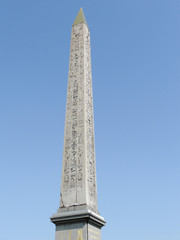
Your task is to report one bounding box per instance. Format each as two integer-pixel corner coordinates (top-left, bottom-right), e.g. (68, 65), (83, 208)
(57, 204), (100, 215)
(50, 209), (106, 240)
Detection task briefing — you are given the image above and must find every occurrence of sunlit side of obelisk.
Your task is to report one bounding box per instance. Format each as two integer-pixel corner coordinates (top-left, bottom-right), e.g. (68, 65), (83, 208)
(51, 8), (106, 240)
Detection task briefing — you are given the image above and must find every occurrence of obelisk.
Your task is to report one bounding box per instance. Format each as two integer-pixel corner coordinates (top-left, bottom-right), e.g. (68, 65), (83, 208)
(51, 8), (106, 240)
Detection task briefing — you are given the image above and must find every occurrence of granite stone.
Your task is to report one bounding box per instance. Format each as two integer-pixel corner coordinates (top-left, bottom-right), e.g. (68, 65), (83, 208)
(51, 8), (106, 240)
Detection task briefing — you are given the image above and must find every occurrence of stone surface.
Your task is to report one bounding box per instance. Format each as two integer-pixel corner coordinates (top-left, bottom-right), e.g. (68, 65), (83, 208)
(59, 9), (97, 213)
(51, 9), (106, 240)
(54, 222), (101, 240)
(51, 209), (105, 240)
(55, 223), (86, 240)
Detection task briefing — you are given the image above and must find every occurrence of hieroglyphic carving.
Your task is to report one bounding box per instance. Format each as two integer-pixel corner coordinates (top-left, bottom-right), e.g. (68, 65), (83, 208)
(61, 23), (85, 206)
(84, 26), (97, 210)
(60, 22), (97, 211)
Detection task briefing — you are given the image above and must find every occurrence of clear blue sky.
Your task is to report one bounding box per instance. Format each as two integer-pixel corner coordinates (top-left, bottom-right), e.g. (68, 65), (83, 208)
(0, 0), (179, 240)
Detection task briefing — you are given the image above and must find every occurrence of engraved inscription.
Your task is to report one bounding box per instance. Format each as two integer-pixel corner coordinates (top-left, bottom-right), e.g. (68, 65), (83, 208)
(60, 22), (97, 210)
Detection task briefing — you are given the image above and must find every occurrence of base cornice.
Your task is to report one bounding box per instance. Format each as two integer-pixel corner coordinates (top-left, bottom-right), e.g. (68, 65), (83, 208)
(50, 209), (106, 229)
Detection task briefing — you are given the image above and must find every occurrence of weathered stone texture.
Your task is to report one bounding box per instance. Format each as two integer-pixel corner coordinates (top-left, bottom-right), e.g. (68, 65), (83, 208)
(60, 21), (97, 212)
(51, 10), (106, 240)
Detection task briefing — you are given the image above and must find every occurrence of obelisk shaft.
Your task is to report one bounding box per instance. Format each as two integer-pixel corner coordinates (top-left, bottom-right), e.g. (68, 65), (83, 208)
(60, 9), (98, 212)
(51, 10), (106, 240)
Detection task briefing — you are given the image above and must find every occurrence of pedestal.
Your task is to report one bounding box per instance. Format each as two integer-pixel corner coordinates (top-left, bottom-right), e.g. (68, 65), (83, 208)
(51, 209), (106, 240)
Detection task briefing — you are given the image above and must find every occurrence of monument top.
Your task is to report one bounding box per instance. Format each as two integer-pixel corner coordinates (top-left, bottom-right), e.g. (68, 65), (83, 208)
(72, 8), (88, 27)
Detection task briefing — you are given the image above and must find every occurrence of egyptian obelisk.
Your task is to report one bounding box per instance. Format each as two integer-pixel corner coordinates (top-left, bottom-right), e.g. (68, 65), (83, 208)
(51, 8), (106, 240)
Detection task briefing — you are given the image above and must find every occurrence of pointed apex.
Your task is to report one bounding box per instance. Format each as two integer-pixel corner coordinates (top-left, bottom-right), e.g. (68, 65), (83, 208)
(73, 8), (88, 27)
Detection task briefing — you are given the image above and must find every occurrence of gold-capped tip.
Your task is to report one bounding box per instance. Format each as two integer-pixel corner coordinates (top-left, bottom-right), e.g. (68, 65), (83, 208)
(72, 8), (88, 27)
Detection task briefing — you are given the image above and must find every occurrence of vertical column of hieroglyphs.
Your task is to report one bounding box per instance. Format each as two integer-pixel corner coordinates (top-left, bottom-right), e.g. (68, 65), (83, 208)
(60, 23), (86, 207)
(84, 24), (98, 211)
(76, 23), (85, 203)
